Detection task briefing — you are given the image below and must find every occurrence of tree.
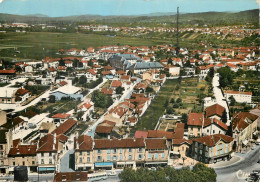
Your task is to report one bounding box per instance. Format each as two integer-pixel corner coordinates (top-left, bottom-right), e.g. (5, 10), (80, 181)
(176, 98), (182, 103)
(170, 98), (175, 103)
(229, 95), (236, 106)
(221, 110), (228, 123)
(168, 58), (173, 65)
(218, 67), (234, 88)
(49, 95), (56, 103)
(164, 100), (169, 108)
(193, 163), (217, 182)
(166, 107), (174, 114)
(116, 86), (125, 94)
(59, 59), (65, 66)
(181, 113), (188, 123)
(79, 75), (87, 85)
(145, 86), (154, 94)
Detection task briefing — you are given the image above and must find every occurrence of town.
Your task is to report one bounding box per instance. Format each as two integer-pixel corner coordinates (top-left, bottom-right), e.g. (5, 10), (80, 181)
(0, 3), (259, 182)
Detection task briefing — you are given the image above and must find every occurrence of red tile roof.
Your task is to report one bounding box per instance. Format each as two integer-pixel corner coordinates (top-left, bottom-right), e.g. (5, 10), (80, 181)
(101, 88), (114, 95)
(203, 118), (228, 131)
(87, 69), (96, 75)
(205, 104), (225, 118)
(116, 70), (126, 75)
(8, 145), (37, 156)
(225, 90), (252, 95)
(52, 118), (77, 135)
(52, 113), (71, 119)
(16, 88), (30, 96)
(145, 139), (168, 150)
(134, 131), (148, 139)
(147, 130), (174, 139)
(111, 80), (122, 88)
(232, 112), (258, 131)
(0, 69), (16, 74)
(192, 134), (233, 147)
(37, 134), (57, 152)
(172, 139), (192, 145)
(94, 138), (145, 149)
(121, 75), (130, 80)
(74, 135), (93, 151)
(187, 113), (204, 126)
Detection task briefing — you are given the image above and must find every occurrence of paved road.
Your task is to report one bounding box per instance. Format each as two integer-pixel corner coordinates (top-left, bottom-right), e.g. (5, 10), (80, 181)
(0, 173), (54, 182)
(215, 146), (260, 182)
(212, 73), (230, 125)
(3, 77), (28, 88)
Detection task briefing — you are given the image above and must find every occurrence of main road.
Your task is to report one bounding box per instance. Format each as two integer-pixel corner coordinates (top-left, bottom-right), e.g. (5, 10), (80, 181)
(215, 146), (260, 182)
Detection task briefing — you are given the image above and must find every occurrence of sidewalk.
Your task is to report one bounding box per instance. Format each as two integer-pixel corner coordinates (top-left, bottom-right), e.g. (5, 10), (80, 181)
(209, 155), (242, 168)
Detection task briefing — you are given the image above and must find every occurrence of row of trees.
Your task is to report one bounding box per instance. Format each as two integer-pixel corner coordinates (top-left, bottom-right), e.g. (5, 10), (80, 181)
(119, 163), (217, 182)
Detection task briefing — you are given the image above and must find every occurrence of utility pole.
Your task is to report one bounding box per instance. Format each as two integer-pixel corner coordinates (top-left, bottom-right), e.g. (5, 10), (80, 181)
(176, 7), (180, 55)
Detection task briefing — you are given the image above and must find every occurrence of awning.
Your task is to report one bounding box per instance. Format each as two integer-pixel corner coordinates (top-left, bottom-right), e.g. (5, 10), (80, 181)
(145, 161), (167, 165)
(242, 140), (248, 146)
(38, 167), (55, 172)
(170, 151), (180, 155)
(95, 162), (113, 167)
(117, 161), (135, 165)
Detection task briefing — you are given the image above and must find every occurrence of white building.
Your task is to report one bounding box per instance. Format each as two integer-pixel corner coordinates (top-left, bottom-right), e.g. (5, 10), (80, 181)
(225, 90), (252, 104)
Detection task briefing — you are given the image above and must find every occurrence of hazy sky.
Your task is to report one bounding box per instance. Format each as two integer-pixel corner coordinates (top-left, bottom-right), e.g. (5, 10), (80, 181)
(0, 0), (258, 17)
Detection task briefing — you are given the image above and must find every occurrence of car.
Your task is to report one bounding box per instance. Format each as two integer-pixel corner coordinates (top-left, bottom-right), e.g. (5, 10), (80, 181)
(257, 160), (260, 164)
(107, 171), (117, 176)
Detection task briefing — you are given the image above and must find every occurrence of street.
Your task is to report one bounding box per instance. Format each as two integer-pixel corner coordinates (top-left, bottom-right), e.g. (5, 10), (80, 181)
(215, 146), (260, 182)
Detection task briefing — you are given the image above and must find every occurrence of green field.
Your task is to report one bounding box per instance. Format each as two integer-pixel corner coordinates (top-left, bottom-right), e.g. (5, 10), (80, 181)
(135, 77), (208, 131)
(0, 32), (170, 60)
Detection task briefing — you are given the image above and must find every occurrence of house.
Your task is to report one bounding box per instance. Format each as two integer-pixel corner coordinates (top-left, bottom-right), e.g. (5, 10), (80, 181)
(0, 129), (12, 174)
(0, 69), (16, 78)
(51, 113), (71, 124)
(0, 87), (19, 104)
(187, 113), (204, 137)
(101, 88), (114, 96)
(224, 90), (252, 104)
(51, 85), (83, 101)
(202, 118), (228, 135)
(205, 104), (226, 121)
(95, 120), (116, 139)
(134, 131), (148, 139)
(226, 63), (239, 72)
(147, 130), (174, 140)
(111, 80), (122, 89)
(15, 88), (31, 103)
(165, 65), (180, 76)
(144, 139), (169, 167)
(24, 64), (34, 73)
(36, 133), (68, 173)
(52, 118), (77, 136)
(191, 134), (234, 163)
(8, 145), (37, 173)
(86, 69), (97, 83)
(232, 112), (258, 151)
(92, 138), (146, 169)
(218, 48), (234, 57)
(184, 67), (196, 75)
(172, 139), (192, 158)
(78, 101), (94, 121)
(199, 66), (209, 78)
(54, 172), (88, 182)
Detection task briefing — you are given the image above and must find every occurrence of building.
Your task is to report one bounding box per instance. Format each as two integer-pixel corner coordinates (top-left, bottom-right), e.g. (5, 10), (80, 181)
(0, 129), (12, 174)
(0, 87), (19, 104)
(54, 172), (88, 182)
(205, 104), (226, 121)
(224, 90), (252, 104)
(202, 118), (228, 135)
(232, 112), (258, 151)
(51, 85), (83, 101)
(191, 134), (234, 164)
(187, 113), (204, 137)
(8, 145), (37, 173)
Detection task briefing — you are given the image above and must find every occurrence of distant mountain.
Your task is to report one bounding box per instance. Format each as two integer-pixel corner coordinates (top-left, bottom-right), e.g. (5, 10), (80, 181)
(0, 9), (258, 26)
(25, 14), (49, 17)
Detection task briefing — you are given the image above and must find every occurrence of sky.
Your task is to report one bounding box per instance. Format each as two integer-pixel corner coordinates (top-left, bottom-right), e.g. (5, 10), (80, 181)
(0, 0), (258, 17)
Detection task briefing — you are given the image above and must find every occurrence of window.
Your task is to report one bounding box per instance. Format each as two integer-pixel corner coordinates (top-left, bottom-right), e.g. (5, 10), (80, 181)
(138, 148), (143, 152)
(23, 162), (25, 166)
(41, 159), (44, 164)
(161, 153), (165, 158)
(182, 147), (184, 151)
(87, 151), (90, 155)
(138, 154), (143, 160)
(97, 149), (102, 154)
(79, 151), (82, 156)
(120, 155), (123, 160)
(41, 153), (44, 157)
(119, 149), (123, 154)
(128, 155), (132, 160)
(107, 149), (111, 154)
(87, 157), (90, 162)
(13, 162), (15, 166)
(113, 155), (117, 161)
(49, 152), (52, 156)
(32, 161), (35, 165)
(207, 130), (209, 133)
(148, 153), (152, 159)
(155, 153), (158, 159)
(128, 148), (132, 153)
(107, 156), (111, 161)
(79, 158), (82, 163)
(49, 159), (52, 164)
(213, 130), (215, 134)
(113, 149), (117, 154)
(0, 145), (3, 150)
(97, 156), (102, 161)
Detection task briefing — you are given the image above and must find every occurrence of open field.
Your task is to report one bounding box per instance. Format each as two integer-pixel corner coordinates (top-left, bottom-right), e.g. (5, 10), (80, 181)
(136, 77), (209, 131)
(0, 32), (170, 60)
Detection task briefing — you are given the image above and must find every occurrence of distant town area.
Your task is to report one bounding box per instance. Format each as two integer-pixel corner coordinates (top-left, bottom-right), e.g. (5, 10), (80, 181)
(0, 8), (260, 182)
